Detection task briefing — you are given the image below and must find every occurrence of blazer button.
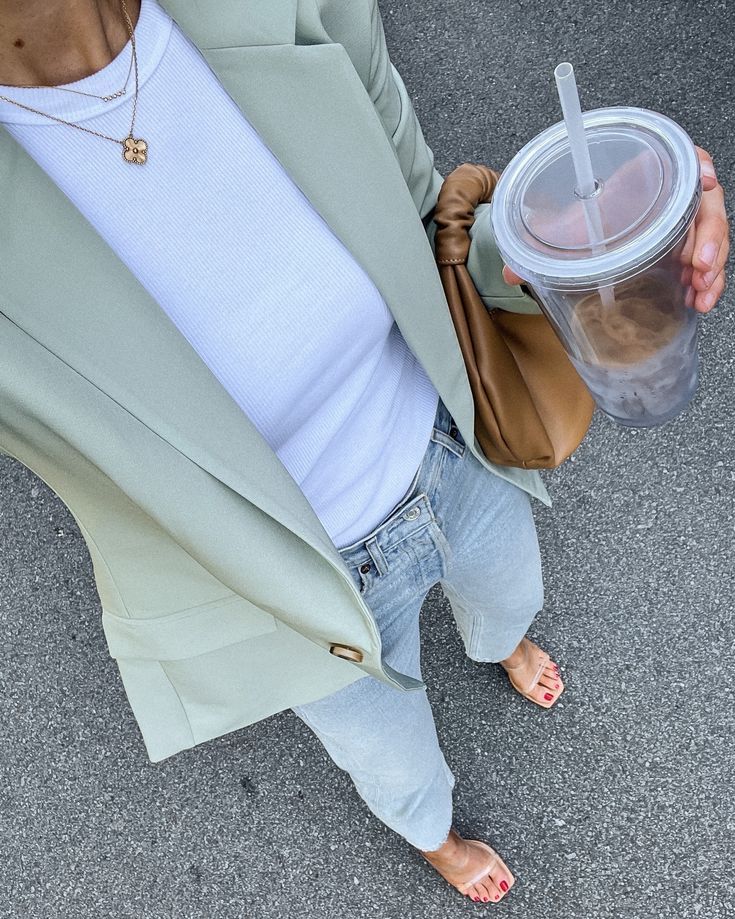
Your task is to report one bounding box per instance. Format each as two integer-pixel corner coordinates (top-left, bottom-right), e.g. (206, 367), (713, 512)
(329, 644), (364, 663)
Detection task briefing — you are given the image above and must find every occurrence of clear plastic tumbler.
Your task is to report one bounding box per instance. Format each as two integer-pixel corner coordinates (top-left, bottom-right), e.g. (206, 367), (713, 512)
(491, 107), (703, 427)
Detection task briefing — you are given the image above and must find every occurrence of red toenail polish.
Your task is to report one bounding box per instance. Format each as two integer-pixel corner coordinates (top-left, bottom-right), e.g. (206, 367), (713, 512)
(495, 894), (500, 900)
(555, 683), (560, 688)
(544, 692), (553, 701)
(483, 897), (489, 902)
(500, 880), (509, 892)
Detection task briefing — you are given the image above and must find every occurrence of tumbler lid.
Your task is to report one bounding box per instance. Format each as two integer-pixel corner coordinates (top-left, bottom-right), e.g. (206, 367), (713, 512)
(491, 107), (701, 290)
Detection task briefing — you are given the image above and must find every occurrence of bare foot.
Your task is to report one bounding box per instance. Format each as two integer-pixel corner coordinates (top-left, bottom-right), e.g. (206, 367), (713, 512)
(419, 827), (515, 903)
(500, 636), (564, 708)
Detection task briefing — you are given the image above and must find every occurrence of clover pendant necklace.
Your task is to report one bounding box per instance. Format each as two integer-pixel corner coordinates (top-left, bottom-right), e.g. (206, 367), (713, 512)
(0, 0), (148, 166)
(123, 135), (148, 165)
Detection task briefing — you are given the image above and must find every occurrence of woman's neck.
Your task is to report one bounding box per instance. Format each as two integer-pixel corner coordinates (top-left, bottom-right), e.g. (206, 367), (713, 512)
(0, 0), (142, 87)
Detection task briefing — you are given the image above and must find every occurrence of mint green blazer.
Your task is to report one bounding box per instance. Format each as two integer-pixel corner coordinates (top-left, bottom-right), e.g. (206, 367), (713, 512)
(0, 0), (549, 762)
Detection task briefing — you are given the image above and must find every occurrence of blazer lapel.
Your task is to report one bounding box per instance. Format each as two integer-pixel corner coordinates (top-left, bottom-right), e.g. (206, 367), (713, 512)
(0, 0), (471, 562)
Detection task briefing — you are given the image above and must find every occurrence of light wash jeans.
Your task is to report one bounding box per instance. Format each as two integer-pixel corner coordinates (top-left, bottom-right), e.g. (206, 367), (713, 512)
(292, 396), (545, 850)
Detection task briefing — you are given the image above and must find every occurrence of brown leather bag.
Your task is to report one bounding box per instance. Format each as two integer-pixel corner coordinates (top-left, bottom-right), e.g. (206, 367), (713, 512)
(433, 163), (595, 469)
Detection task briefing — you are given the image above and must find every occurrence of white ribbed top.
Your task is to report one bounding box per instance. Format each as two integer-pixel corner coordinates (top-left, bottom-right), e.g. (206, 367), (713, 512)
(0, 0), (439, 549)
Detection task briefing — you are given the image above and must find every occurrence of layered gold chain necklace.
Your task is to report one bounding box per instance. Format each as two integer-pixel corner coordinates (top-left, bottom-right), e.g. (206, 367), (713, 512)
(0, 0), (148, 165)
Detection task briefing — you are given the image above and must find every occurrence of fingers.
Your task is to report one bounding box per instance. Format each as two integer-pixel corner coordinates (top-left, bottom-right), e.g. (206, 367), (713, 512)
(695, 145), (719, 192)
(679, 219), (697, 269)
(689, 168), (729, 312)
(694, 269), (726, 313)
(692, 181), (728, 272)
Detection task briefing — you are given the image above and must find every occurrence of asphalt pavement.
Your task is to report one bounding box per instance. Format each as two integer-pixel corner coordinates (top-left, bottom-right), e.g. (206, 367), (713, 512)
(1, 1), (733, 917)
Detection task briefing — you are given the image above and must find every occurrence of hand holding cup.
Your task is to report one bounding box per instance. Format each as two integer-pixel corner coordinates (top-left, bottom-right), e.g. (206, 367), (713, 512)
(502, 144), (729, 315)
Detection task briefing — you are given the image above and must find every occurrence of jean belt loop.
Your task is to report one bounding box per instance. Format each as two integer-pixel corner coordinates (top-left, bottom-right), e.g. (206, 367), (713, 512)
(365, 536), (389, 576)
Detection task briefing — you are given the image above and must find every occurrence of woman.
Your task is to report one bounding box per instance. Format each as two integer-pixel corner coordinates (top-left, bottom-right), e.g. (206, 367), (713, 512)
(0, 0), (728, 904)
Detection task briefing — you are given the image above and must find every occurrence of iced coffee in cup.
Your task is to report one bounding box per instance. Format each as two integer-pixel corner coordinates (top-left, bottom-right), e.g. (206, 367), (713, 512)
(491, 65), (702, 427)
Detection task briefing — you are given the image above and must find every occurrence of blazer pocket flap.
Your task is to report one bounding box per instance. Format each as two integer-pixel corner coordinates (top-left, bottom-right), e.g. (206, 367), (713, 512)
(102, 594), (279, 661)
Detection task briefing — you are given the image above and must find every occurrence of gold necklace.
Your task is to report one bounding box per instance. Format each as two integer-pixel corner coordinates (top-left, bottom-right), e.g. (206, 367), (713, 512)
(8, 47), (134, 103)
(0, 0), (148, 165)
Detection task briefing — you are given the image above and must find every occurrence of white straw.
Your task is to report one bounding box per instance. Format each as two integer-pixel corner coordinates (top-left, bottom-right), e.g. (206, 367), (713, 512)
(555, 62), (597, 197)
(554, 62), (615, 309)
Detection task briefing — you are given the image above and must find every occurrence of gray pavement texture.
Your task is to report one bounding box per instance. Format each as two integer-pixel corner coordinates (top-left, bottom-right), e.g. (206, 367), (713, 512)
(1, 1), (734, 918)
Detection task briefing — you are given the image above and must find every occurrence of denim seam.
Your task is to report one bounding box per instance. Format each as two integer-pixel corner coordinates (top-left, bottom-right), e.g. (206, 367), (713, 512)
(430, 524), (453, 581)
(440, 580), (484, 651)
(423, 442), (449, 501)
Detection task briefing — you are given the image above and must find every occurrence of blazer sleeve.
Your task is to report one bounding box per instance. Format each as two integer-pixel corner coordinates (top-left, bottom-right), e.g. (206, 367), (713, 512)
(361, 0), (541, 315)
